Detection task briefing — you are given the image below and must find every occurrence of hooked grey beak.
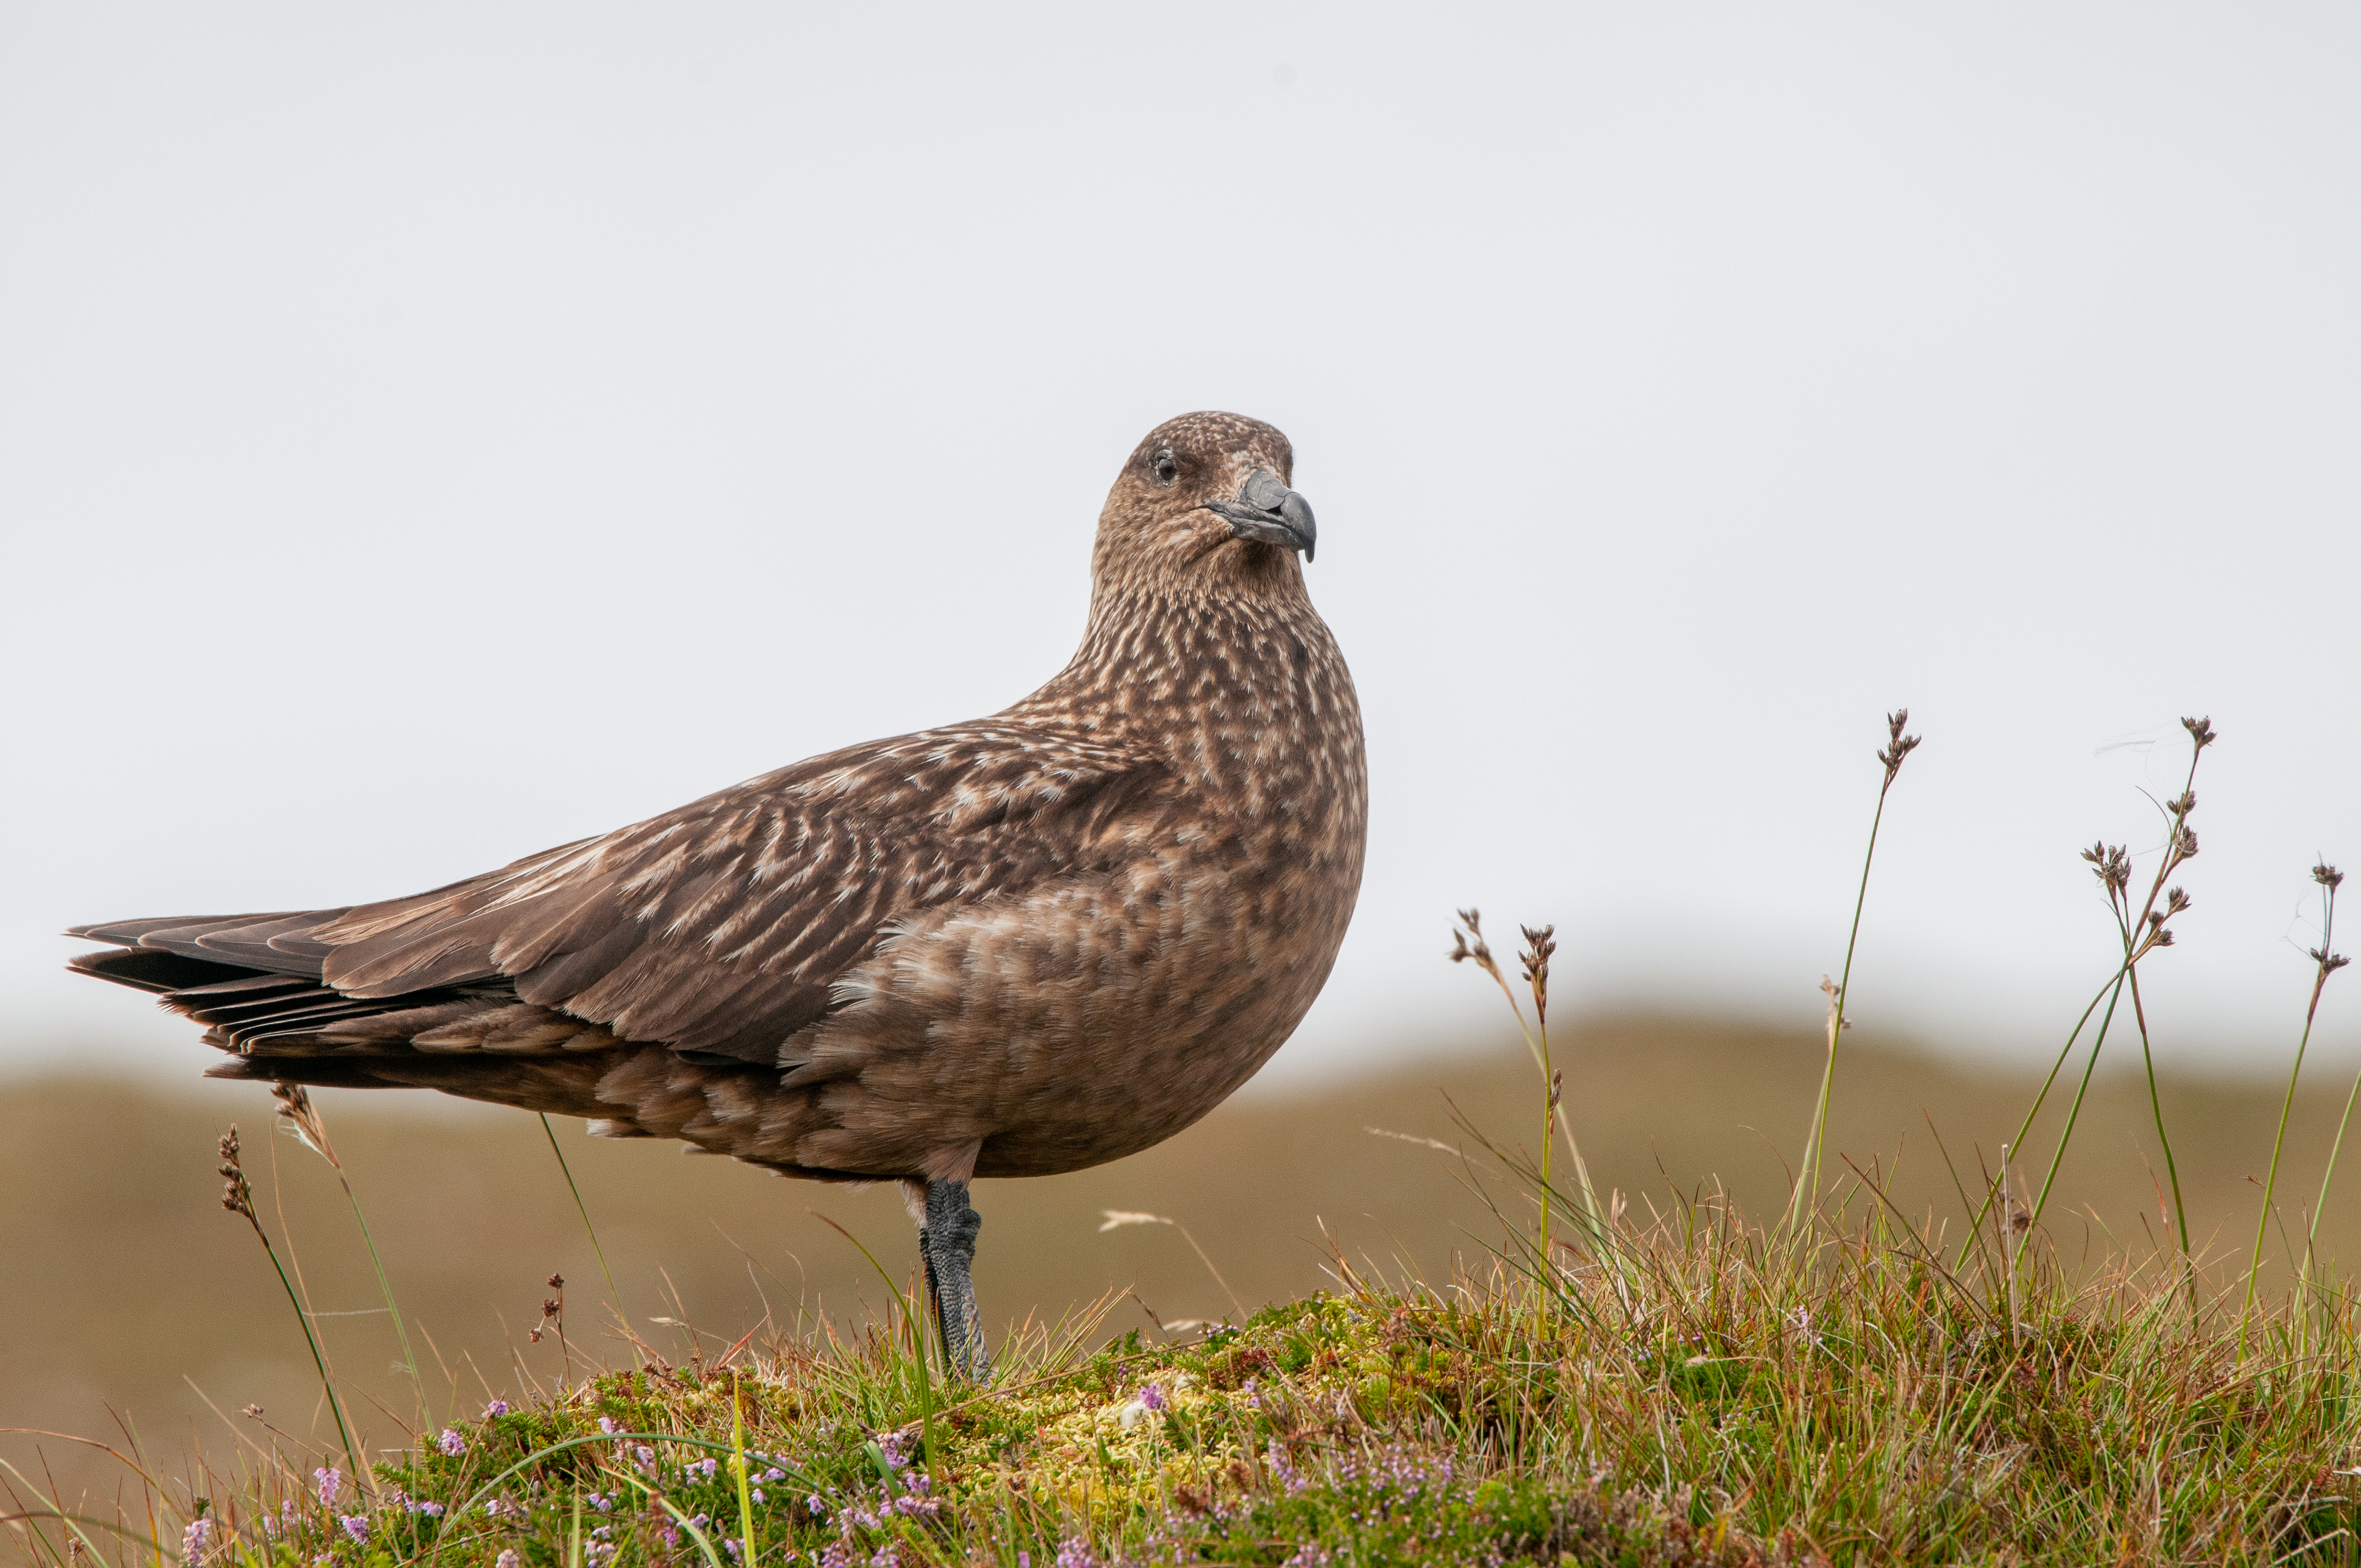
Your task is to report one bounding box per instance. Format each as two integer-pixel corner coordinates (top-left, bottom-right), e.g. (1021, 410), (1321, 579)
(1200, 467), (1317, 561)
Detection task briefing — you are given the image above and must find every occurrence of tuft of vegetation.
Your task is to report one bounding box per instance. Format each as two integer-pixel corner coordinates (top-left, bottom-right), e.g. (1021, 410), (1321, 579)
(27, 1206), (2361, 1567)
(14, 710), (2361, 1566)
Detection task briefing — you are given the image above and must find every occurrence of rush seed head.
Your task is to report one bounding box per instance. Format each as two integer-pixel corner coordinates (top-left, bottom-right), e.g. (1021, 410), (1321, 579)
(1878, 710), (1922, 785)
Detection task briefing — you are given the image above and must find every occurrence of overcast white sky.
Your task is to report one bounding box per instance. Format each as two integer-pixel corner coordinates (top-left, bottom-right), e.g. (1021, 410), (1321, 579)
(4, 4), (2357, 1091)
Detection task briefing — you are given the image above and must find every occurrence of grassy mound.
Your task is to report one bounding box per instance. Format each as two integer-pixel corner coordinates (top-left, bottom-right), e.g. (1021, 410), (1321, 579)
(84, 1193), (2361, 1568)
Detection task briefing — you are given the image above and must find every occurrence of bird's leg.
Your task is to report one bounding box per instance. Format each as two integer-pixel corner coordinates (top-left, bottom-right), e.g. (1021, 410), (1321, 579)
(918, 1178), (989, 1381)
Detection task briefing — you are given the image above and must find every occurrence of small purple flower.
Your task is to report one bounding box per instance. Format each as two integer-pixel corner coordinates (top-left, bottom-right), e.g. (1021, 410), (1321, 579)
(409, 1500), (445, 1518)
(657, 1521), (682, 1550)
(482, 1399), (510, 1417)
(339, 1516), (370, 1545)
(496, 1551), (521, 1568)
(437, 1428), (465, 1456)
(182, 1517), (214, 1562)
(806, 1493), (828, 1518)
(760, 1467), (785, 1482)
(598, 1416), (621, 1435)
(1056, 1537), (1098, 1568)
(587, 1491), (612, 1512)
(313, 1468), (344, 1505)
(1139, 1383), (1166, 1412)
(723, 1543), (743, 1562)
(750, 1487), (765, 1504)
(692, 1457), (719, 1480)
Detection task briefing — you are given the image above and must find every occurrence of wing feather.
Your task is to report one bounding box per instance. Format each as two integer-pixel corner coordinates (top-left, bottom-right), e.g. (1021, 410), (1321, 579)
(299, 724), (1173, 1064)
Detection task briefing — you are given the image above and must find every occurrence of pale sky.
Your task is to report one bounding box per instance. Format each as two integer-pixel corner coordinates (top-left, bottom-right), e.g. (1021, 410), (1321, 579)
(4, 4), (2357, 1091)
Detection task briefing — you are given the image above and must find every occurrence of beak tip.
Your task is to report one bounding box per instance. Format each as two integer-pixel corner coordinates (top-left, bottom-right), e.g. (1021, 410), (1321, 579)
(1204, 477), (1317, 560)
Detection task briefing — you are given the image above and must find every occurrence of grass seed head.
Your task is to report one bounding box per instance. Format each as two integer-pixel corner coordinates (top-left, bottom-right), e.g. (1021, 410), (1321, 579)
(1517, 925), (1555, 986)
(2082, 842), (2132, 896)
(270, 1081), (339, 1168)
(2316, 862), (2344, 890)
(1878, 709), (1922, 785)
(217, 1126), (253, 1218)
(2182, 714), (2217, 749)
(1448, 909), (1501, 984)
(1518, 924), (1557, 1021)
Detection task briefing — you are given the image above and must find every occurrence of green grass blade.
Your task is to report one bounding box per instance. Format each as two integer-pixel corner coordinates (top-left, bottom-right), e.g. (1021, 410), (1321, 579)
(540, 1114), (627, 1333)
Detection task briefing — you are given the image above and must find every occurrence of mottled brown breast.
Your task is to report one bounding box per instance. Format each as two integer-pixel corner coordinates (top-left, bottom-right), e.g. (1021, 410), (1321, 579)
(775, 580), (1368, 1179)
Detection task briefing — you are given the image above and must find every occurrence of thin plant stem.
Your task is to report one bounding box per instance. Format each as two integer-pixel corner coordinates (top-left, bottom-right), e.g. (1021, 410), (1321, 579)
(1516, 992), (1601, 1235)
(271, 1086), (430, 1425)
(335, 1177), (428, 1428)
(2126, 967), (2191, 1269)
(1535, 1004), (1553, 1343)
(2016, 721), (2212, 1281)
(264, 1230), (365, 1480)
(217, 1130), (362, 1479)
(1453, 918), (1603, 1238)
(1999, 1144), (2018, 1331)
(1168, 1223), (1246, 1323)
(2313, 1068), (2361, 1259)
(541, 1114), (629, 1336)
(2257, 867), (2347, 1334)
(1797, 787), (1884, 1220)
(731, 1373), (758, 1568)
(2032, 973), (2129, 1225)
(1965, 970), (2121, 1248)
(2118, 729), (2211, 1264)
(1094, 1210), (1245, 1320)
(1791, 710), (1918, 1234)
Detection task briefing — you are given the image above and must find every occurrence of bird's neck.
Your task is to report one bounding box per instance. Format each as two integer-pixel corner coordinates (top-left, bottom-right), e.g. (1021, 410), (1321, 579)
(1010, 581), (1357, 798)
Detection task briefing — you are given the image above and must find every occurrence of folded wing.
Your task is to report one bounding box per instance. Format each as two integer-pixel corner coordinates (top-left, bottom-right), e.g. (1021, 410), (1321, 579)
(72, 723), (1172, 1069)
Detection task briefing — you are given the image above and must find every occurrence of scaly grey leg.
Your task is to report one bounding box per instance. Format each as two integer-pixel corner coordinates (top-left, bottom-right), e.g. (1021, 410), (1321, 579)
(919, 1179), (989, 1381)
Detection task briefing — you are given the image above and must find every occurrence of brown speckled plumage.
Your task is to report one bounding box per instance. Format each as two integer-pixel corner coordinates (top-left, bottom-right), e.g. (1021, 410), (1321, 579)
(67, 412), (1368, 1192)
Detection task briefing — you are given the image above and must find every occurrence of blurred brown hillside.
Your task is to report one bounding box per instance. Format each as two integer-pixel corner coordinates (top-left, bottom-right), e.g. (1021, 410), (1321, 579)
(7, 1013), (2361, 1514)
